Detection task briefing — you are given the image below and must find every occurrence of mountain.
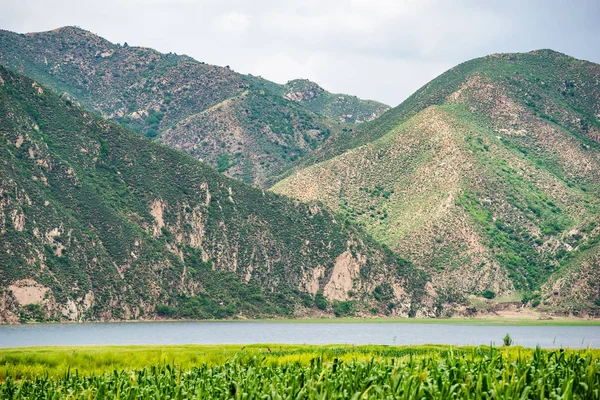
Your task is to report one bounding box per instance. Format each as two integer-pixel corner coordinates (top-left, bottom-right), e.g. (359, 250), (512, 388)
(0, 66), (430, 323)
(280, 79), (389, 124)
(273, 50), (600, 316)
(0, 26), (389, 186)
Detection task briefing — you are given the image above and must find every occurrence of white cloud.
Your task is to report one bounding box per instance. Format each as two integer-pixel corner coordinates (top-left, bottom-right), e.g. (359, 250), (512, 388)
(214, 12), (251, 34)
(1, 0), (599, 105)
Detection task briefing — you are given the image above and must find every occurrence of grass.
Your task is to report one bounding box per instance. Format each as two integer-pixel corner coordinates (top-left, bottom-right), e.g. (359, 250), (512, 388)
(0, 344), (482, 380)
(5, 343), (598, 379)
(1, 345), (600, 398)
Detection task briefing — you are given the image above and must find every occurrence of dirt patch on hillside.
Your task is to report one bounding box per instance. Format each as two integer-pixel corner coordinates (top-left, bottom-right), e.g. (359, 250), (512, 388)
(15, 135), (24, 148)
(8, 279), (49, 305)
(10, 209), (25, 231)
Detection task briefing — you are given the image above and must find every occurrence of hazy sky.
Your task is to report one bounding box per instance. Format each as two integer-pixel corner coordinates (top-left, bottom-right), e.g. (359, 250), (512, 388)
(2, 0), (599, 106)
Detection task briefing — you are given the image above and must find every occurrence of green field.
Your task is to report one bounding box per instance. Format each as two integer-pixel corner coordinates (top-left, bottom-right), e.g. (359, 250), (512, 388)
(1, 344), (599, 398)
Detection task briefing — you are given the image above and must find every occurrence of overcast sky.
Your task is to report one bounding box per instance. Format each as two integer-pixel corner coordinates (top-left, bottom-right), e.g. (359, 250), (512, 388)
(2, 0), (599, 106)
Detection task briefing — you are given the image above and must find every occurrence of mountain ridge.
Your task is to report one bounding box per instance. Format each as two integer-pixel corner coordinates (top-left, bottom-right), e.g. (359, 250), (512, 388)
(273, 49), (600, 315)
(285, 49), (600, 174)
(0, 26), (389, 187)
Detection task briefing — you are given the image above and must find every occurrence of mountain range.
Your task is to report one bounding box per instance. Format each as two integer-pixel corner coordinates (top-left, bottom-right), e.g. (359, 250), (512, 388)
(1, 27), (599, 322)
(0, 27), (388, 187)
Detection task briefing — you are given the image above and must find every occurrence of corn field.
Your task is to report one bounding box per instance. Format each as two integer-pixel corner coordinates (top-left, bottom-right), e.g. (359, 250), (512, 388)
(1, 346), (599, 399)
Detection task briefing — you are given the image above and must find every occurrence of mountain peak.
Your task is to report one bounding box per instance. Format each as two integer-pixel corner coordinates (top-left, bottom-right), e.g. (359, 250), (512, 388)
(22, 25), (111, 48)
(527, 48), (569, 57)
(283, 79), (325, 101)
(26, 25), (95, 37)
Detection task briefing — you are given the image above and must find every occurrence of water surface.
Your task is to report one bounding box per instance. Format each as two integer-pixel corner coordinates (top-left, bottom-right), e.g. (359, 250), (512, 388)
(1, 321), (599, 348)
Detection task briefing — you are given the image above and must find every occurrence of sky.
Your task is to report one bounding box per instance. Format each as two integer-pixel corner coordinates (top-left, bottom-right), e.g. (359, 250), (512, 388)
(2, 0), (599, 106)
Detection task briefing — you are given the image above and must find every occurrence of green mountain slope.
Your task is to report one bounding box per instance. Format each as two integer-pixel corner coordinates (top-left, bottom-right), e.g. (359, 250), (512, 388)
(273, 50), (600, 315)
(159, 87), (337, 186)
(0, 66), (429, 323)
(0, 27), (388, 186)
(292, 50), (600, 172)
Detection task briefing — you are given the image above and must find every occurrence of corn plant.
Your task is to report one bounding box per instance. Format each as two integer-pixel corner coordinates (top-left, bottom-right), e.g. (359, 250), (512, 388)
(1, 347), (598, 399)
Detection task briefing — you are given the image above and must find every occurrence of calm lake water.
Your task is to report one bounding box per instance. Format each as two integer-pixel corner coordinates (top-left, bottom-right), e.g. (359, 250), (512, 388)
(1, 321), (599, 348)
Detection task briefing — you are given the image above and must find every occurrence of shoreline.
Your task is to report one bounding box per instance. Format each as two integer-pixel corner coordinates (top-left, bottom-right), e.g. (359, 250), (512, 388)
(5, 315), (600, 326)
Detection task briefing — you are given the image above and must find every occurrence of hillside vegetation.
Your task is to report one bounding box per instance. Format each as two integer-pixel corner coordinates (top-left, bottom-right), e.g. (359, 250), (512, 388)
(273, 50), (600, 316)
(0, 27), (388, 186)
(0, 66), (428, 323)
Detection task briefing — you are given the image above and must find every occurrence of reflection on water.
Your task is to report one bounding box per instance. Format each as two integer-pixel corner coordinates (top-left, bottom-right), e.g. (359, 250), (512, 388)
(0, 321), (598, 348)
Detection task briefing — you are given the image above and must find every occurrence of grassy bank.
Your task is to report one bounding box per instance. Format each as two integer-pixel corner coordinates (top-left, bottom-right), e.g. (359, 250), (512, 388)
(1, 345), (599, 398)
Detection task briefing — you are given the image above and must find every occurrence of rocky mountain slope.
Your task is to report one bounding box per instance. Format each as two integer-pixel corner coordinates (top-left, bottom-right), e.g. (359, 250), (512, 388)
(0, 27), (389, 186)
(280, 79), (389, 124)
(0, 66), (430, 323)
(273, 50), (600, 316)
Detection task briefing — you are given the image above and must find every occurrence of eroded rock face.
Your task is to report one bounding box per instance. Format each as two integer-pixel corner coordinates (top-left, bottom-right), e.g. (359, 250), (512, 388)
(324, 251), (364, 301)
(150, 199), (166, 237)
(300, 265), (325, 295)
(3, 280), (97, 322)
